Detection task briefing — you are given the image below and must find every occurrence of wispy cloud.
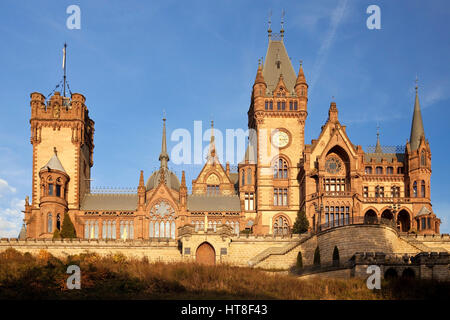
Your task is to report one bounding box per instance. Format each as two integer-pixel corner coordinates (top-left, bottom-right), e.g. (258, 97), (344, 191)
(309, 0), (348, 94)
(0, 178), (16, 197)
(0, 177), (24, 237)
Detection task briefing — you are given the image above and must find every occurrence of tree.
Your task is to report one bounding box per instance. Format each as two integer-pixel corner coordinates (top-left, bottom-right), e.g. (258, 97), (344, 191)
(52, 229), (62, 239)
(313, 246), (321, 266)
(332, 246), (340, 267)
(292, 210), (309, 234)
(60, 212), (77, 238)
(296, 251), (303, 269)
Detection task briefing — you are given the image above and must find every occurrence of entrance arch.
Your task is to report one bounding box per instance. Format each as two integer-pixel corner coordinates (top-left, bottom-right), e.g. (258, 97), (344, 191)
(364, 209), (378, 224)
(397, 210), (411, 232)
(384, 268), (398, 280)
(381, 210), (394, 221)
(196, 242), (216, 265)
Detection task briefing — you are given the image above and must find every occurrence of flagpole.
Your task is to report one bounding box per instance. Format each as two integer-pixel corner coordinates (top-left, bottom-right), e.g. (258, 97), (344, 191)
(63, 43), (67, 97)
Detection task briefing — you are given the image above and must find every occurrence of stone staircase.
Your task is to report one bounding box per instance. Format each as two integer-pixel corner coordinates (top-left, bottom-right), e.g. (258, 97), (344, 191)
(400, 236), (446, 253)
(247, 234), (311, 267)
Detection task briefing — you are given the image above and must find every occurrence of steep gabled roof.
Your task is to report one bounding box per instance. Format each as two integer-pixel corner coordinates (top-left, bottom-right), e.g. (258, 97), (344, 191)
(263, 40), (297, 93)
(410, 85), (425, 151)
(40, 148), (66, 173)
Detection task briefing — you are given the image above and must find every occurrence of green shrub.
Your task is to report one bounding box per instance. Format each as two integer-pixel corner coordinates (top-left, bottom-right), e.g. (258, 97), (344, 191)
(52, 229), (61, 239)
(60, 212), (77, 238)
(292, 210), (309, 234)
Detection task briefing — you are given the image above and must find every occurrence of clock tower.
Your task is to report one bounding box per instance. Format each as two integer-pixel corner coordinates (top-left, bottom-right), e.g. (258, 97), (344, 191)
(248, 30), (308, 235)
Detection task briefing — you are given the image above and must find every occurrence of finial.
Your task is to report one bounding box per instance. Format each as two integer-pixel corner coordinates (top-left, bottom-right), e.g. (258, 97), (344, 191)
(331, 95), (335, 102)
(162, 109), (166, 121)
(300, 60), (303, 66)
(53, 147), (57, 155)
(268, 9), (272, 39)
(281, 9), (285, 31)
(415, 74), (419, 92)
(211, 119), (214, 129)
(376, 124), (380, 139)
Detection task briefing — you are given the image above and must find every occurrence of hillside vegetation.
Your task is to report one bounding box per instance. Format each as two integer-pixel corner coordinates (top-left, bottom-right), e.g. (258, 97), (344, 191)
(0, 248), (448, 300)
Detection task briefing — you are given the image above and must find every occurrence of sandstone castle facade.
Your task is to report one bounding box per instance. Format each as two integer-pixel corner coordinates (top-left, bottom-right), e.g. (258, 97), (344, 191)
(2, 27), (448, 279)
(22, 28), (441, 241)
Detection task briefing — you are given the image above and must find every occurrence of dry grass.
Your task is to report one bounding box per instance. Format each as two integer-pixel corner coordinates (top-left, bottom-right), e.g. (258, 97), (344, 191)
(0, 248), (448, 300)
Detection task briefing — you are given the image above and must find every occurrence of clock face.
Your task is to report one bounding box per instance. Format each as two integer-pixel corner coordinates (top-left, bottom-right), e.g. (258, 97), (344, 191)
(325, 157), (342, 174)
(272, 131), (290, 148)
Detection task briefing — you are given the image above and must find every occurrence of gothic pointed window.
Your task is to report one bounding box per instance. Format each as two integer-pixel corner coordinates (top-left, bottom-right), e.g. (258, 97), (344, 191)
(56, 214), (61, 231)
(247, 169), (252, 184)
(421, 150), (426, 166)
(48, 183), (54, 196)
(421, 180), (426, 197)
(48, 213), (53, 233)
(273, 158), (288, 179)
(413, 181), (418, 197)
(273, 216), (290, 236)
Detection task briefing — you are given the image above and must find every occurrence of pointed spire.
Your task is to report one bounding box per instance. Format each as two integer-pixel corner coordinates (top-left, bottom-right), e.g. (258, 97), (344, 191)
(139, 170), (144, 187)
(254, 59), (266, 86)
(375, 125), (382, 153)
(410, 77), (425, 151)
(276, 73), (286, 89)
(295, 60), (307, 87)
(328, 101), (338, 123)
(40, 147), (66, 173)
(181, 170), (186, 187)
(268, 9), (272, 40)
(159, 117), (169, 168)
(208, 120), (216, 158)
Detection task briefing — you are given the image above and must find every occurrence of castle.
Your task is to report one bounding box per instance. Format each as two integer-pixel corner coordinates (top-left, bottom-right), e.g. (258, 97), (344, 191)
(6, 27), (448, 279)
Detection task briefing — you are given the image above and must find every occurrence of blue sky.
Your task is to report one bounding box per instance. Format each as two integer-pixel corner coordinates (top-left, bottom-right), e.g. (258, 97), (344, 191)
(0, 0), (449, 237)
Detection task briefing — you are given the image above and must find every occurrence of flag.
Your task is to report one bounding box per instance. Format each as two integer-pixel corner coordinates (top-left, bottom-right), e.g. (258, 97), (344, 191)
(62, 45), (66, 70)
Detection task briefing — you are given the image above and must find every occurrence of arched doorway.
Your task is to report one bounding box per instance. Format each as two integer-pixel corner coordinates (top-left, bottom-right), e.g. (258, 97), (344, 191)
(397, 210), (411, 232)
(384, 268), (398, 280)
(196, 242), (215, 265)
(381, 210), (393, 221)
(364, 210), (378, 224)
(402, 268), (415, 279)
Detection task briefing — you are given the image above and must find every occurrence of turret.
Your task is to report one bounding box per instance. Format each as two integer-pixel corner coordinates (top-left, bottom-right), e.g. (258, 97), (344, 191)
(138, 170), (146, 209)
(38, 147), (69, 236)
(294, 61), (308, 111)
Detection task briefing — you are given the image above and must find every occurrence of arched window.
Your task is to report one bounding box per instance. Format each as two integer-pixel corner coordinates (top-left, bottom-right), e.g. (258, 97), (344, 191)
(294, 101), (298, 110)
(241, 170), (245, 185)
(376, 167), (383, 174)
(165, 221), (170, 238)
(149, 221), (154, 238)
(160, 221), (165, 238)
(421, 181), (426, 197)
(47, 213), (53, 233)
(56, 214), (61, 231)
(269, 100), (273, 110)
(273, 216), (289, 236)
(247, 169), (252, 184)
(171, 222), (176, 239)
(265, 100), (268, 110)
(112, 221), (116, 239)
(391, 186), (400, 198)
(155, 221), (160, 237)
(365, 167), (372, 174)
(413, 181), (418, 197)
(386, 167), (393, 174)
(421, 150), (426, 166)
(273, 158), (288, 179)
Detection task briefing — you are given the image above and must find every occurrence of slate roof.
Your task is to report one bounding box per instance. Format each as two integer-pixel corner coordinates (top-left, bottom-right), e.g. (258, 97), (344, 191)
(263, 40), (297, 93)
(80, 193), (138, 211)
(187, 194), (241, 212)
(40, 152), (66, 173)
